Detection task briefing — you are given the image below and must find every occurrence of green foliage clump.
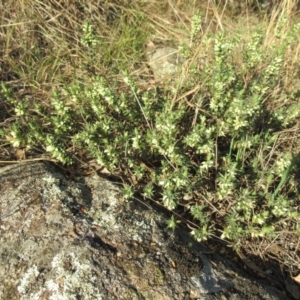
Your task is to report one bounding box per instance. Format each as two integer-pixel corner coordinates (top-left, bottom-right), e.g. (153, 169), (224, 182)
(1, 10), (300, 251)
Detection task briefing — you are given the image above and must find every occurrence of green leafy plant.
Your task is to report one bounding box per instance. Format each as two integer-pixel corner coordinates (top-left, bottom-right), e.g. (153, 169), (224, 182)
(1, 1), (300, 272)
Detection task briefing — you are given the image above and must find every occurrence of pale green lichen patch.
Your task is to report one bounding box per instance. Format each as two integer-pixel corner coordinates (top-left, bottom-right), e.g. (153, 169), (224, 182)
(17, 252), (104, 300)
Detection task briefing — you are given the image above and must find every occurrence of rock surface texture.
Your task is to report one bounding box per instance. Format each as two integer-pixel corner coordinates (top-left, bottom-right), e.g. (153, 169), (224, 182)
(145, 44), (185, 79)
(0, 162), (292, 299)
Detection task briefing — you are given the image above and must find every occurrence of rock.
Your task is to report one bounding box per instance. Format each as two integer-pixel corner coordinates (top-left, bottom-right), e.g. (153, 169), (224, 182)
(145, 43), (185, 79)
(0, 162), (292, 299)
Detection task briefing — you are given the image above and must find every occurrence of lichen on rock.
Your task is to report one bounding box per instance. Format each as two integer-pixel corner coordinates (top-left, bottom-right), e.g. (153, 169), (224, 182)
(0, 162), (292, 299)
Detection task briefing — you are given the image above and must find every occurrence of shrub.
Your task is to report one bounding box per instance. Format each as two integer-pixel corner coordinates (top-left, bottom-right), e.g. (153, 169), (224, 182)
(1, 3), (300, 258)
